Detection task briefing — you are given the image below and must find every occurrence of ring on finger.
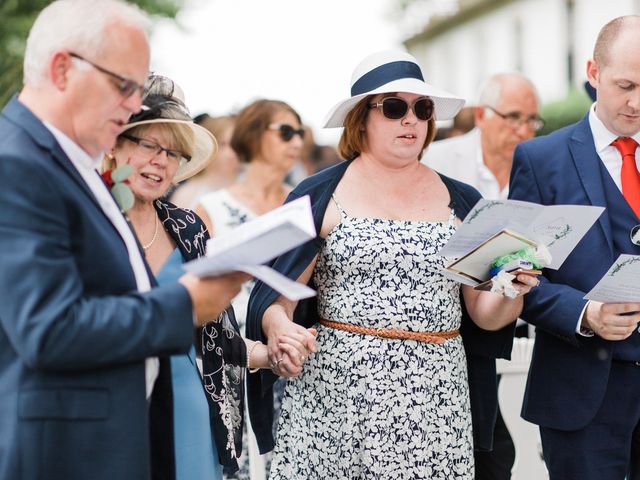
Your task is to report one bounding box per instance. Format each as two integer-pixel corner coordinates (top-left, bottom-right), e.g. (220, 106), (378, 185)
(269, 357), (283, 370)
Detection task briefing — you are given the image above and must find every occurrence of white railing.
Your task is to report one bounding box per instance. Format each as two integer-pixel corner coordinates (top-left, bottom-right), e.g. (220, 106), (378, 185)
(496, 338), (549, 480)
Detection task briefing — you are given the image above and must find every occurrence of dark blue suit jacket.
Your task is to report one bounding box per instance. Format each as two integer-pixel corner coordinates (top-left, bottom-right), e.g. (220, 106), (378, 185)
(0, 97), (194, 480)
(509, 113), (640, 430)
(246, 160), (516, 454)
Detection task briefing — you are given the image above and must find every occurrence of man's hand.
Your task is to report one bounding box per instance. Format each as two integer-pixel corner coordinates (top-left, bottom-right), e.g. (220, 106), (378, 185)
(583, 301), (640, 340)
(179, 272), (251, 326)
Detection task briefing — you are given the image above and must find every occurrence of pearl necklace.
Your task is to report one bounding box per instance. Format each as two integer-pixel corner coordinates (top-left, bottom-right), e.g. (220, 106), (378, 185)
(142, 214), (159, 251)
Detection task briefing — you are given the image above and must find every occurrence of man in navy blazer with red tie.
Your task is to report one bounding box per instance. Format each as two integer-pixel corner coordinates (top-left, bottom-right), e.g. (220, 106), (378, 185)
(0, 1), (247, 479)
(509, 15), (640, 480)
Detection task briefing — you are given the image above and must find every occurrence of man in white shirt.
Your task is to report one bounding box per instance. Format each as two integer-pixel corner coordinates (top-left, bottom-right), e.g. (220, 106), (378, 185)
(423, 73), (543, 480)
(423, 73), (542, 200)
(0, 1), (247, 479)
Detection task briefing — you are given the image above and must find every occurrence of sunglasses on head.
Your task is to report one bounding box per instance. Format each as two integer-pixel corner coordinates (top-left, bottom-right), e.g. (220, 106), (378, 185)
(367, 97), (434, 121)
(268, 123), (305, 142)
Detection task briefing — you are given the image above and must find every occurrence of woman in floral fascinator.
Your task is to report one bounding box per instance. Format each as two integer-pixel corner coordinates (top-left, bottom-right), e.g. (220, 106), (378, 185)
(104, 74), (308, 479)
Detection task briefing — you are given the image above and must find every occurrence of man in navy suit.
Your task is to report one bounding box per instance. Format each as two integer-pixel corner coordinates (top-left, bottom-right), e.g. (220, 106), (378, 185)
(0, 1), (246, 479)
(509, 15), (640, 480)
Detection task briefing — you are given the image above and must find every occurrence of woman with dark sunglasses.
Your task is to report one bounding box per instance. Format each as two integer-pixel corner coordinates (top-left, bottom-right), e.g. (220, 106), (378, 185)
(246, 51), (540, 479)
(194, 98), (309, 480)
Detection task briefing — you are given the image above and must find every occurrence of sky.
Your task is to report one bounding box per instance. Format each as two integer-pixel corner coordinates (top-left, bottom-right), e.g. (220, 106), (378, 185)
(150, 0), (408, 146)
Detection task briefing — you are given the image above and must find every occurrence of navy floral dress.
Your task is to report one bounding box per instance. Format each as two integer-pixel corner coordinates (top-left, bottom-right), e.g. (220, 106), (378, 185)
(269, 198), (473, 479)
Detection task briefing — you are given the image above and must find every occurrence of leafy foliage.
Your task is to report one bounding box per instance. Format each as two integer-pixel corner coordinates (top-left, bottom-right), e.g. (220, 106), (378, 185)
(538, 87), (592, 136)
(0, 0), (182, 108)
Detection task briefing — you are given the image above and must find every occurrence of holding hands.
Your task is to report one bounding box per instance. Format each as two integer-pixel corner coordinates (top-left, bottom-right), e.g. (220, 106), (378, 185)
(263, 304), (317, 377)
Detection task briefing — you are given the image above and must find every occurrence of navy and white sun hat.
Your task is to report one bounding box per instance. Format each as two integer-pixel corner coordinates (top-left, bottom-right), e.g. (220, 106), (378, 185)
(323, 50), (465, 128)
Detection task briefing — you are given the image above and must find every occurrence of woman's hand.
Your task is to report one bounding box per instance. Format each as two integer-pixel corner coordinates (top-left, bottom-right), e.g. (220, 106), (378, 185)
(263, 303), (317, 377)
(260, 257), (318, 377)
(511, 272), (541, 297)
(276, 328), (317, 374)
(462, 273), (541, 331)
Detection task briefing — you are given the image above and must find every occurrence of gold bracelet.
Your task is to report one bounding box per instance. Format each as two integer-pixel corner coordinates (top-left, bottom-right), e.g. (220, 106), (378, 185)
(246, 341), (262, 373)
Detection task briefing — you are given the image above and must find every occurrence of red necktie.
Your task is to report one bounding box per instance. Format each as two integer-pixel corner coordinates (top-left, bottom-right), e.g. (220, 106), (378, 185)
(611, 137), (640, 218)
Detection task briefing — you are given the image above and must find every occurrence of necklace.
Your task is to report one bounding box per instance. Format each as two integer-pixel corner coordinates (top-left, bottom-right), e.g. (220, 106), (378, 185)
(142, 214), (159, 251)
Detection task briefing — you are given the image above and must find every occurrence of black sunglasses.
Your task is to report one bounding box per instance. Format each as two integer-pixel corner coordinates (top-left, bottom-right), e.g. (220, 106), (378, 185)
(268, 123), (305, 142)
(69, 52), (145, 98)
(367, 97), (434, 121)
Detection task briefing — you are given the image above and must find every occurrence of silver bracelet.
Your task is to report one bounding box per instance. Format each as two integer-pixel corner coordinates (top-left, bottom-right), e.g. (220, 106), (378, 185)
(246, 341), (262, 373)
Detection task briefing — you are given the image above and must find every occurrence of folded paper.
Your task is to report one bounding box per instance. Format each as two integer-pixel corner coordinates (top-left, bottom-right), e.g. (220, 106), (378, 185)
(440, 199), (604, 287)
(183, 195), (317, 300)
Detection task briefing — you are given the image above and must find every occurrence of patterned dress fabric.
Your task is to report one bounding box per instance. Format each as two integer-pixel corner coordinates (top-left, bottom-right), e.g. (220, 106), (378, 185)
(155, 198), (246, 475)
(199, 189), (279, 480)
(269, 198), (473, 479)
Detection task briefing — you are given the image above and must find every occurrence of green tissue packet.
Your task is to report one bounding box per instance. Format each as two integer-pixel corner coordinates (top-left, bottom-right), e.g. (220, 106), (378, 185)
(491, 245), (545, 270)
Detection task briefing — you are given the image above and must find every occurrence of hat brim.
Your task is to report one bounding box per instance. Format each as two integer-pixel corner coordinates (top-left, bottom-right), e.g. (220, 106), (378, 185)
(123, 118), (218, 183)
(323, 77), (465, 128)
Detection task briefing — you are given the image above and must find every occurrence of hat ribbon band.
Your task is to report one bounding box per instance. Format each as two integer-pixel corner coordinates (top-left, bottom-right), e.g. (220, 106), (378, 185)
(351, 61), (424, 97)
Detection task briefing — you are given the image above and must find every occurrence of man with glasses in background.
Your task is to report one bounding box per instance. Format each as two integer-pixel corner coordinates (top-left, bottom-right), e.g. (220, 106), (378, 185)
(424, 73), (542, 202)
(423, 72), (542, 480)
(0, 1), (247, 479)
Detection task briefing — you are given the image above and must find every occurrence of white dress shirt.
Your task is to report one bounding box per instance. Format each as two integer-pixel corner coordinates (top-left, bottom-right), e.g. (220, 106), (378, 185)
(44, 122), (159, 397)
(475, 147), (509, 200)
(589, 103), (640, 190)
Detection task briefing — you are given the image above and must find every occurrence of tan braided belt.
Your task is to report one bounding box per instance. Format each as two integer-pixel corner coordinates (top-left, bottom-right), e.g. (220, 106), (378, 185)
(319, 319), (459, 345)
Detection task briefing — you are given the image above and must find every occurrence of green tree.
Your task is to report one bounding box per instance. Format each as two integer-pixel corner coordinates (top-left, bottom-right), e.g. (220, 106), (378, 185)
(538, 88), (592, 136)
(0, 0), (182, 107)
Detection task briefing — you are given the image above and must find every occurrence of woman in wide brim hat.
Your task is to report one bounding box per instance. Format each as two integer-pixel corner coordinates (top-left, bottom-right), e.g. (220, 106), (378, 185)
(105, 74), (308, 479)
(323, 49), (465, 128)
(245, 50), (539, 479)
(193, 97), (311, 480)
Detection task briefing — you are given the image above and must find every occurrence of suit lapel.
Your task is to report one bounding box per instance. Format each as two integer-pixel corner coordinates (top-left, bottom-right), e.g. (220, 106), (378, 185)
(4, 98), (163, 290)
(569, 115), (614, 253)
(3, 97), (157, 282)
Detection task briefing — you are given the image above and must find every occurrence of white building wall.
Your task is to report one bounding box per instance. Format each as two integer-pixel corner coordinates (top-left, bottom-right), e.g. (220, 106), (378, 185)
(407, 0), (640, 106)
(516, 0), (567, 101)
(572, 0), (638, 79)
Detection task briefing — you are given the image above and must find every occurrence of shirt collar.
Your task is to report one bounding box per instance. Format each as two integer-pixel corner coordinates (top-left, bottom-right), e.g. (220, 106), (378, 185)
(43, 121), (104, 170)
(588, 102), (640, 153)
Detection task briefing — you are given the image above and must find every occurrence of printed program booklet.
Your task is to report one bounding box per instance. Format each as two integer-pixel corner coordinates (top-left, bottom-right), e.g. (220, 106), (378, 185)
(439, 199), (604, 287)
(183, 195), (316, 300)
